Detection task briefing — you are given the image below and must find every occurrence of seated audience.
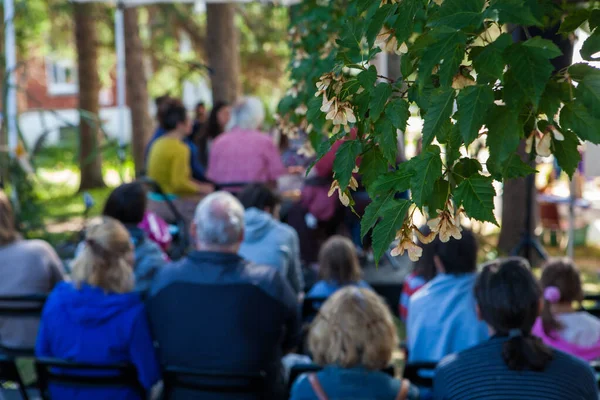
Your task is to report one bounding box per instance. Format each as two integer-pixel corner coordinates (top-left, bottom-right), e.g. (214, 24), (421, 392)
(144, 94), (171, 160)
(532, 258), (600, 360)
(399, 226), (438, 321)
(148, 192), (300, 399)
(238, 184), (304, 296)
(207, 97), (286, 189)
(190, 101), (207, 141)
(36, 218), (160, 400)
(102, 182), (167, 294)
(291, 287), (419, 400)
(0, 190), (64, 350)
(407, 229), (488, 363)
(147, 98), (214, 225)
(307, 236), (371, 299)
(434, 257), (598, 400)
(197, 101), (231, 168)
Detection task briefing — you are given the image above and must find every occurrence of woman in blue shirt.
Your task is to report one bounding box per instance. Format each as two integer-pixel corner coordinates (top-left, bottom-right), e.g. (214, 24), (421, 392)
(291, 287), (419, 400)
(307, 235), (371, 299)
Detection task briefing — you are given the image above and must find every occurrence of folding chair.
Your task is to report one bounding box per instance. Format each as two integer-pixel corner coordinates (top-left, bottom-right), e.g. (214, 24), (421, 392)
(162, 366), (266, 398)
(402, 362), (437, 389)
(35, 357), (145, 400)
(0, 294), (47, 357)
(0, 354), (29, 400)
(288, 363), (395, 393)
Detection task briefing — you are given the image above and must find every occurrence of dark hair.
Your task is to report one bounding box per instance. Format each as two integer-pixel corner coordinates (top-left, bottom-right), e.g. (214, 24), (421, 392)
(434, 227), (477, 274)
(155, 94), (171, 122)
(540, 258), (583, 337)
(159, 98), (187, 131)
(102, 182), (147, 225)
(475, 257), (553, 371)
(238, 184), (280, 211)
(413, 225), (438, 281)
(198, 102), (229, 166)
(319, 236), (361, 285)
(196, 102), (205, 110)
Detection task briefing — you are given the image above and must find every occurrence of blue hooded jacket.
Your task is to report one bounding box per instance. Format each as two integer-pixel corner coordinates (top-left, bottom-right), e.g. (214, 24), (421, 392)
(35, 282), (161, 400)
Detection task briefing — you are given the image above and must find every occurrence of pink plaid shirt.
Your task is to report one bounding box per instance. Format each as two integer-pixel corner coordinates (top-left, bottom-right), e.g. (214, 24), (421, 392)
(207, 127), (286, 186)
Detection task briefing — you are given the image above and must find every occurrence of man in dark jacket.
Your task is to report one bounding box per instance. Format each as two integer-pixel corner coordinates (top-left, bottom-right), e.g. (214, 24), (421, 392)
(148, 191), (300, 400)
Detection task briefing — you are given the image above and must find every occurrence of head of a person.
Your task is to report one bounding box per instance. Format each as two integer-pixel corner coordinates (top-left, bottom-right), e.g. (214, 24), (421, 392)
(0, 191), (18, 246)
(72, 217), (134, 294)
(232, 96), (265, 131)
(318, 235), (361, 285)
(540, 258), (583, 336)
(203, 101), (231, 140)
(413, 225), (438, 282)
(238, 184), (281, 218)
(192, 191), (245, 253)
(159, 98), (189, 136)
(475, 257), (553, 371)
(102, 182), (147, 226)
(433, 227), (478, 275)
(155, 94), (171, 122)
(195, 102), (206, 121)
(309, 287), (398, 371)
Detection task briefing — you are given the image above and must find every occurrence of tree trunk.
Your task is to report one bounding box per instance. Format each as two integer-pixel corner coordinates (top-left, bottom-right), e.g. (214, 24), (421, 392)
(124, 7), (152, 177)
(74, 2), (105, 190)
(498, 141), (540, 262)
(206, 3), (240, 104)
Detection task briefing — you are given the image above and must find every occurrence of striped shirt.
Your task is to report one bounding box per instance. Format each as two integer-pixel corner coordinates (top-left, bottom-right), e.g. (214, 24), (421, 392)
(433, 336), (598, 400)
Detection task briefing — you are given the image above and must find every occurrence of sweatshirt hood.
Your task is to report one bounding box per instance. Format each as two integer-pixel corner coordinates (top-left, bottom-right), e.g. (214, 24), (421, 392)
(51, 281), (141, 327)
(243, 208), (276, 243)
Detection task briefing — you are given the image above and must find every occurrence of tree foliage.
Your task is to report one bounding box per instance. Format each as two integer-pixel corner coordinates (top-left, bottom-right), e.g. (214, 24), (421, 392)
(278, 0), (600, 262)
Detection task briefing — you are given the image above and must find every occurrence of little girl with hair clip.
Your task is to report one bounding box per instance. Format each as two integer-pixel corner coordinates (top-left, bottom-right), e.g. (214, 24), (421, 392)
(532, 258), (600, 361)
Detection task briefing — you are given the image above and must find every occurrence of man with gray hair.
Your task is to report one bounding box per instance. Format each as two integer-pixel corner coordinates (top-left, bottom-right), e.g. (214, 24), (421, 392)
(148, 192), (300, 399)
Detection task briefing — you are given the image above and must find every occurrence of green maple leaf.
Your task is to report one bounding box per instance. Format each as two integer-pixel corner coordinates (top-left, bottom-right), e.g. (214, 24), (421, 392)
(471, 33), (511, 84)
(333, 140), (362, 189)
(485, 105), (522, 164)
(428, 0), (485, 30)
(454, 174), (498, 225)
(453, 158), (483, 184)
(558, 9), (591, 34)
(552, 128), (581, 179)
(418, 27), (467, 88)
(581, 30), (600, 61)
(484, 0), (541, 26)
(394, 0), (421, 45)
(374, 118), (398, 165)
(573, 66), (600, 120)
(456, 85), (495, 146)
(371, 161), (414, 194)
(422, 88), (455, 147)
(590, 10), (600, 31)
(361, 191), (394, 240)
(386, 98), (410, 132)
(560, 103), (600, 145)
(410, 145), (444, 207)
(369, 82), (393, 122)
(366, 4), (397, 46)
(360, 147), (389, 189)
(427, 179), (450, 217)
(488, 153), (536, 180)
(372, 199), (412, 264)
(539, 81), (571, 120)
(357, 66), (378, 89)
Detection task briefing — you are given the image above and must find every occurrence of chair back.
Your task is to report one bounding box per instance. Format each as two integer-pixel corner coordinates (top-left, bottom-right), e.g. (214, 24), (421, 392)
(403, 362), (437, 389)
(0, 353), (29, 400)
(301, 297), (328, 322)
(591, 361), (600, 389)
(581, 294), (600, 318)
(370, 283), (404, 316)
(0, 294), (47, 356)
(287, 363), (395, 393)
(35, 357), (144, 400)
(162, 366), (266, 398)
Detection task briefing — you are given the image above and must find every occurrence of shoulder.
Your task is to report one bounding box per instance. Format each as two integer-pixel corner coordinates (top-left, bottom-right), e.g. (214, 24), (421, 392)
(149, 258), (189, 296)
(273, 221), (298, 243)
(307, 281), (334, 298)
(20, 239), (58, 257)
(290, 374), (314, 400)
(552, 348), (596, 377)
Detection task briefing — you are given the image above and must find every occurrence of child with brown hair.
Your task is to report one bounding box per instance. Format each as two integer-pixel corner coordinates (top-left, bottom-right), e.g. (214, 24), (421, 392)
(532, 258), (600, 361)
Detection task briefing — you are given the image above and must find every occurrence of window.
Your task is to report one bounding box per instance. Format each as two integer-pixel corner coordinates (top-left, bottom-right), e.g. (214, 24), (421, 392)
(46, 58), (78, 96)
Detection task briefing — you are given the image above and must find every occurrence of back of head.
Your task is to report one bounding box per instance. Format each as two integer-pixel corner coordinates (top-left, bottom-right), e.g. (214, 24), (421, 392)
(102, 182), (147, 225)
(318, 235), (361, 285)
(159, 98), (187, 131)
(309, 287), (398, 370)
(436, 228), (478, 274)
(539, 258), (583, 336)
(72, 217), (134, 294)
(203, 101), (229, 140)
(475, 257), (553, 371)
(194, 192), (245, 250)
(0, 191), (17, 246)
(232, 96), (265, 131)
(238, 184), (280, 211)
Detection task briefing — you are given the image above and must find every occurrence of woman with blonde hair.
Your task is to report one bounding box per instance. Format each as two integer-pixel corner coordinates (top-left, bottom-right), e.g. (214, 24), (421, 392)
(291, 287), (419, 399)
(0, 190), (64, 351)
(36, 217), (160, 400)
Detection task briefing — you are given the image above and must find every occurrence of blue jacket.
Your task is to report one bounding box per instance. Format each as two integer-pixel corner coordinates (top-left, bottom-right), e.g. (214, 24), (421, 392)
(407, 273), (489, 363)
(307, 280), (372, 299)
(35, 282), (161, 400)
(128, 226), (167, 295)
(239, 208), (304, 294)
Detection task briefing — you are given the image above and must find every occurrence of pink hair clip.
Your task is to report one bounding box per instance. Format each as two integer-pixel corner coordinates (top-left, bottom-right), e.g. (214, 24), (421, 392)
(544, 286), (561, 304)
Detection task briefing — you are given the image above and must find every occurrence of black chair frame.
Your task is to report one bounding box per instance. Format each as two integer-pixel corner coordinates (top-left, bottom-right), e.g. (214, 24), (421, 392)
(287, 363), (395, 393)
(403, 362), (437, 389)
(35, 357), (145, 400)
(162, 366), (266, 397)
(0, 354), (29, 400)
(0, 294), (47, 356)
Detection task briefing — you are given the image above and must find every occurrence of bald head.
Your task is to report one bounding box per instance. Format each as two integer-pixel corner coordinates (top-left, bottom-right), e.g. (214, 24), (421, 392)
(193, 192), (245, 252)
